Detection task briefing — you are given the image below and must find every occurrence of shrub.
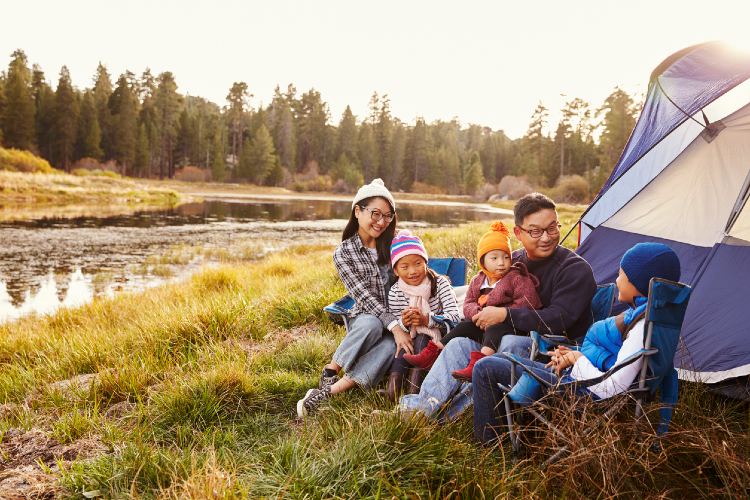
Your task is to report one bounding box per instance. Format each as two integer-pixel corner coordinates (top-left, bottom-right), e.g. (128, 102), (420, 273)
(475, 182), (498, 201)
(174, 166), (209, 183)
(497, 175), (535, 199)
(71, 168), (121, 178)
(0, 147), (56, 173)
(410, 181), (446, 195)
(546, 174), (591, 203)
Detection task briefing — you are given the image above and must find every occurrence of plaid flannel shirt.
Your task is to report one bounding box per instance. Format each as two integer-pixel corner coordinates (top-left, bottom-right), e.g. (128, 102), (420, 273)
(333, 234), (397, 328)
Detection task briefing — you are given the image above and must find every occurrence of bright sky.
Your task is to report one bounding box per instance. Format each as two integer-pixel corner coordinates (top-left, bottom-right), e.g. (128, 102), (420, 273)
(4, 0), (750, 138)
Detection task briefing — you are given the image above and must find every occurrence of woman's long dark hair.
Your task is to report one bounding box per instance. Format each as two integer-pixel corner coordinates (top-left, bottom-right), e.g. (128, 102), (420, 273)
(342, 196), (397, 266)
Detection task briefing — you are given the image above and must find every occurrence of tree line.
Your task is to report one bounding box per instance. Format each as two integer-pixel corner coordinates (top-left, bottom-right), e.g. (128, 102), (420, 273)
(0, 49), (639, 195)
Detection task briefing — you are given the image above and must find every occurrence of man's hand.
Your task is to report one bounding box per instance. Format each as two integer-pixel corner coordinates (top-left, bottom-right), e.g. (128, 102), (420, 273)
(393, 326), (414, 358)
(472, 306), (507, 330)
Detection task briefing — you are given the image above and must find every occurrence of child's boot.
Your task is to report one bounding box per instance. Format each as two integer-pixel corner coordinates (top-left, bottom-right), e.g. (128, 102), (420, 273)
(404, 368), (426, 394)
(385, 372), (403, 402)
(451, 351), (487, 381)
(403, 340), (441, 370)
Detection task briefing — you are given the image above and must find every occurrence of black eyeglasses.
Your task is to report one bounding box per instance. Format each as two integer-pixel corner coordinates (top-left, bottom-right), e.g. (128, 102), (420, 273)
(517, 223), (561, 239)
(360, 206), (395, 223)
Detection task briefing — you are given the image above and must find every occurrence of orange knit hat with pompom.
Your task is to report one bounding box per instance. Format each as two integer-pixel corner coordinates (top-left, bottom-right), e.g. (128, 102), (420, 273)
(477, 221), (512, 276)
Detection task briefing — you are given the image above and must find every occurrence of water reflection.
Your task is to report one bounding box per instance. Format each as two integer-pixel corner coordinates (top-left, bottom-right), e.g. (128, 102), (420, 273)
(0, 269), (93, 323)
(1, 196), (505, 324)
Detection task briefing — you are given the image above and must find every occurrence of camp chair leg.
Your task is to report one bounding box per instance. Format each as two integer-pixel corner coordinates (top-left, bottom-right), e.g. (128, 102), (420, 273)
(540, 396), (630, 466)
(504, 396), (520, 453)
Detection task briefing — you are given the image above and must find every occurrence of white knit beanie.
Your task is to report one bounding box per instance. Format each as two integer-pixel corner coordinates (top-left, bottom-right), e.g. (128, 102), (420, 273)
(351, 178), (396, 210)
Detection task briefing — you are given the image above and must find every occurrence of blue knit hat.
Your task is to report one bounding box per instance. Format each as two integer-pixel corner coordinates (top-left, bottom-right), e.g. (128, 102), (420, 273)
(620, 242), (681, 296)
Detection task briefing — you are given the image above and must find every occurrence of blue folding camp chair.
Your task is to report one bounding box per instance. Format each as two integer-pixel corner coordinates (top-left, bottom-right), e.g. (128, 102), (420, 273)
(501, 278), (691, 463)
(323, 257), (467, 331)
(528, 283), (617, 360)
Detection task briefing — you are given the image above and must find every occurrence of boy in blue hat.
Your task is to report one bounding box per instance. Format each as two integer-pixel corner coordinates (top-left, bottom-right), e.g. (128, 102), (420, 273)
(472, 242), (681, 445)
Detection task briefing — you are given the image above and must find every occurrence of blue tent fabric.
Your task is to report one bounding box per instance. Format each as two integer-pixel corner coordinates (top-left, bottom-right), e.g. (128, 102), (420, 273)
(577, 227), (711, 286)
(576, 43), (750, 384)
(676, 243), (750, 377)
(598, 42), (750, 198)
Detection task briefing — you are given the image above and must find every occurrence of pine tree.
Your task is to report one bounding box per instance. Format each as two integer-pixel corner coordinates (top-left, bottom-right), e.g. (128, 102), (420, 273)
(226, 82), (249, 169)
(51, 66), (79, 171)
(92, 63), (113, 159)
(522, 102), (553, 185)
(75, 91), (103, 160)
(0, 76), (4, 144)
(2, 49), (35, 150)
(134, 123), (150, 176)
(248, 124), (277, 185)
(402, 117), (430, 188)
(31, 65), (55, 160)
(237, 136), (253, 181)
(268, 88), (297, 170)
(463, 151), (485, 195)
(138, 69), (158, 177)
(210, 129), (225, 182)
(358, 123), (376, 182)
(154, 72), (182, 178)
(295, 89), (329, 173)
(598, 87), (637, 172)
(336, 105), (358, 162)
(108, 72), (138, 174)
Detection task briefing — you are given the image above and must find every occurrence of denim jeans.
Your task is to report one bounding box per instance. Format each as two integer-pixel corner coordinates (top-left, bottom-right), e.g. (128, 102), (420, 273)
(497, 334), (533, 357)
(398, 337), (477, 420)
(333, 314), (396, 388)
(472, 353), (559, 445)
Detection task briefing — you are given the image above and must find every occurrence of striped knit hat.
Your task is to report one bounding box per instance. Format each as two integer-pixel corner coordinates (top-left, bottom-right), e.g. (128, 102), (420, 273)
(390, 230), (428, 267)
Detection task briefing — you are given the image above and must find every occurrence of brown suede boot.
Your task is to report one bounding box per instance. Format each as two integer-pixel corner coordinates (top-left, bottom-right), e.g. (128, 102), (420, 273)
(404, 368), (426, 394)
(385, 372), (404, 402)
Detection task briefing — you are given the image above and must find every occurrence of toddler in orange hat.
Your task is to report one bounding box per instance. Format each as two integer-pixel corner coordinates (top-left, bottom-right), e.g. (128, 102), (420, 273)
(403, 221), (542, 380)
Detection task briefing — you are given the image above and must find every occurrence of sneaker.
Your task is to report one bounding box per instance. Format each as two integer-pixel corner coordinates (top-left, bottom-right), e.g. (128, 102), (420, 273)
(402, 340), (442, 370)
(296, 387), (331, 418)
(451, 351), (487, 381)
(319, 369), (340, 390)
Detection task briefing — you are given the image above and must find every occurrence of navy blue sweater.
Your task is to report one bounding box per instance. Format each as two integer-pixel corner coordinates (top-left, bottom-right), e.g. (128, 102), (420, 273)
(505, 246), (597, 341)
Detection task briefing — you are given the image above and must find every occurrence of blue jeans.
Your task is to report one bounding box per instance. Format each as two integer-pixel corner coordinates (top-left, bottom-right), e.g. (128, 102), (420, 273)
(333, 314), (396, 388)
(398, 334), (534, 421)
(472, 353), (561, 445)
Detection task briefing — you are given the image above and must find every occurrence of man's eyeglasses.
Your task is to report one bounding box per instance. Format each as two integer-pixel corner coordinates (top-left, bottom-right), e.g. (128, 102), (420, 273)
(517, 223), (562, 239)
(360, 206), (395, 223)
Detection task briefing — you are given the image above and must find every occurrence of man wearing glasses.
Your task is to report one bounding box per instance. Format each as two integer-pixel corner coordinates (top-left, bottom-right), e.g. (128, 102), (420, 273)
(399, 192), (597, 423)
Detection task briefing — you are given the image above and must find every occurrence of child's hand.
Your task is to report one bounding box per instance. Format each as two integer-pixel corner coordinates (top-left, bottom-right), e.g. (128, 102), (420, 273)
(413, 310), (429, 327)
(401, 309), (413, 327)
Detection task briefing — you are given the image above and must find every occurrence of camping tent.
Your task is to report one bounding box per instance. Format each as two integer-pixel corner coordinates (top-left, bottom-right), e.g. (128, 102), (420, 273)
(576, 42), (750, 384)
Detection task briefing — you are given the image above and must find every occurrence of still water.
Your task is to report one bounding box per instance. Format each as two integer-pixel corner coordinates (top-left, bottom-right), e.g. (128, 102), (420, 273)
(0, 195), (509, 323)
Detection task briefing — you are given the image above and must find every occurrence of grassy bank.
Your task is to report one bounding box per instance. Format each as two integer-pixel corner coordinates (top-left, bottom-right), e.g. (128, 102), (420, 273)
(0, 171), (181, 220)
(0, 225), (747, 497)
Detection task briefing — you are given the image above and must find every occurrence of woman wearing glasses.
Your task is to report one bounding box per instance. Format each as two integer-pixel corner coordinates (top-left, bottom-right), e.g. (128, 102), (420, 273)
(298, 178), (404, 417)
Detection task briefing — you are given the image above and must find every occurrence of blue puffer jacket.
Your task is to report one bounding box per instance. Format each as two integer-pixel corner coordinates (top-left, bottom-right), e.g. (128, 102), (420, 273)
(580, 297), (647, 371)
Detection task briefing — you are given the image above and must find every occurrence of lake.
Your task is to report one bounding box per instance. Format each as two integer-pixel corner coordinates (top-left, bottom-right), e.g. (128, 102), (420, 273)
(0, 195), (510, 323)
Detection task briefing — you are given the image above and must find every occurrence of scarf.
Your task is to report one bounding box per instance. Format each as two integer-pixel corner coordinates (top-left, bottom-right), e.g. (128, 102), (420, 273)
(398, 276), (442, 342)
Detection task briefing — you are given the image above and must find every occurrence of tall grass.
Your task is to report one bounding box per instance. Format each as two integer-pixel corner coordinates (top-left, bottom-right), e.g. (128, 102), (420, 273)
(1, 224), (747, 497)
(0, 170), (180, 209)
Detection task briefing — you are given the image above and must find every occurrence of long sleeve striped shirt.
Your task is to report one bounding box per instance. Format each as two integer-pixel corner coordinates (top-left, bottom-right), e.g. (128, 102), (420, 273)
(333, 234), (397, 328)
(386, 274), (461, 332)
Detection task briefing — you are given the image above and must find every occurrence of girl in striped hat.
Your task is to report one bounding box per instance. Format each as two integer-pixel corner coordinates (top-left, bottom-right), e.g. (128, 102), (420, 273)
(384, 229), (461, 401)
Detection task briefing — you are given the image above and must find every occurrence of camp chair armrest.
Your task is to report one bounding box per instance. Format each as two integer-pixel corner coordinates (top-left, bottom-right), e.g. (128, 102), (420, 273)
(431, 315), (457, 331)
(503, 352), (556, 389)
(537, 334), (579, 350)
(560, 349), (650, 389)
